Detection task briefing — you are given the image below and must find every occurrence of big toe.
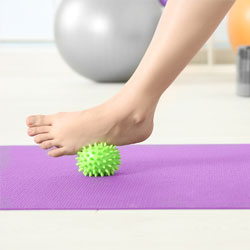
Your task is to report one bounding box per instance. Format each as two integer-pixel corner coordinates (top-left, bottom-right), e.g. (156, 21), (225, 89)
(26, 115), (52, 127)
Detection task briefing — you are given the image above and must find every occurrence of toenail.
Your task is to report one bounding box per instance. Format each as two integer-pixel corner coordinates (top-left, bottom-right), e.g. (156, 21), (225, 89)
(28, 128), (33, 134)
(29, 116), (35, 124)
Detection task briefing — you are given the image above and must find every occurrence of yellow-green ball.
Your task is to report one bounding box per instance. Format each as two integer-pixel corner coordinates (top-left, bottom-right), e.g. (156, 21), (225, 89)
(76, 142), (121, 177)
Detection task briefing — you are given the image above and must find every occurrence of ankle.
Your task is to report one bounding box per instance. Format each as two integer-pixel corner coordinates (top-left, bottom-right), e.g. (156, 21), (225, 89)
(113, 87), (156, 121)
(123, 80), (159, 106)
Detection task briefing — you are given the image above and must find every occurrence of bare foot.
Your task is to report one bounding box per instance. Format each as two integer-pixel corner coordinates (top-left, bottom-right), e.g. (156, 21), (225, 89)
(26, 88), (157, 157)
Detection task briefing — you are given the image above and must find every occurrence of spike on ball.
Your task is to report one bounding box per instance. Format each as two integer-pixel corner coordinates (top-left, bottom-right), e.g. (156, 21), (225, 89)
(76, 142), (121, 177)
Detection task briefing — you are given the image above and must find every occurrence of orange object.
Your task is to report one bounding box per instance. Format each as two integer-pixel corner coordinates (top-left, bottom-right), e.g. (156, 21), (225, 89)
(227, 0), (250, 54)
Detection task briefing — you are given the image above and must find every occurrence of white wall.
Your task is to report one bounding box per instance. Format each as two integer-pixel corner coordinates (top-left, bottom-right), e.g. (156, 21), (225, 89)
(0, 0), (230, 48)
(0, 0), (55, 40)
(214, 15), (231, 49)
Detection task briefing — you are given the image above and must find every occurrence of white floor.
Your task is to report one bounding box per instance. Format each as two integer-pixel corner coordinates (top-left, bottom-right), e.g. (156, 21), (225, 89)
(1, 49), (250, 250)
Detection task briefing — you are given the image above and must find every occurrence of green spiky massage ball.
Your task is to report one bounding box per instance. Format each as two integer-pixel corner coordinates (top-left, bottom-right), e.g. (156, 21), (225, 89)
(76, 142), (121, 177)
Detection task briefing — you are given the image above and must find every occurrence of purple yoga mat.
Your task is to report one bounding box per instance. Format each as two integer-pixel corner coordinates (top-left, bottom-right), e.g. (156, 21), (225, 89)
(0, 144), (250, 210)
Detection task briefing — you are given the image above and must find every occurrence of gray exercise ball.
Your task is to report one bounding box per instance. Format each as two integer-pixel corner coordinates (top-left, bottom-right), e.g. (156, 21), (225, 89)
(54, 0), (162, 82)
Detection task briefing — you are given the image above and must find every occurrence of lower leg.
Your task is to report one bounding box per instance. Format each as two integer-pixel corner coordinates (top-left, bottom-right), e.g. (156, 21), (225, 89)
(124, 0), (236, 100)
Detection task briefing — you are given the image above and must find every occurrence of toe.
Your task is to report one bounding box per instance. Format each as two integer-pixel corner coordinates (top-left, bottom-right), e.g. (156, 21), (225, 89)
(48, 147), (66, 157)
(38, 140), (57, 150)
(26, 115), (52, 127)
(28, 126), (51, 136)
(34, 133), (54, 144)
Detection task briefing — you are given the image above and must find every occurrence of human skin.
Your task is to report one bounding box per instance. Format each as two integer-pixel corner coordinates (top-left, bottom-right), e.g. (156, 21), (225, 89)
(26, 0), (236, 157)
